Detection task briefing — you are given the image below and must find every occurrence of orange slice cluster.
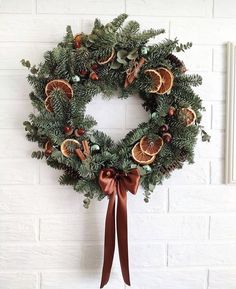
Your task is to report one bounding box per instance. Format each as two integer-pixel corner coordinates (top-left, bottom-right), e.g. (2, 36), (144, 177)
(144, 70), (162, 93)
(44, 79), (73, 112)
(132, 136), (163, 165)
(145, 67), (174, 94)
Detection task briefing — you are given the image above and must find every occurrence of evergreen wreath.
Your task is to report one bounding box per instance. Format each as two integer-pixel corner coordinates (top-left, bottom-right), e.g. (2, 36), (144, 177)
(22, 14), (210, 208)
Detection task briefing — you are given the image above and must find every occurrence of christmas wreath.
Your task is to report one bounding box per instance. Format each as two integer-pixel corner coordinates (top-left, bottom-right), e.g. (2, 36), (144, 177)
(22, 14), (210, 287)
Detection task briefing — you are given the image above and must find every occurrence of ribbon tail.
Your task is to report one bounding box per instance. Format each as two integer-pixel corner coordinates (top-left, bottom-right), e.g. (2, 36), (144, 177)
(117, 182), (131, 286)
(100, 193), (116, 288)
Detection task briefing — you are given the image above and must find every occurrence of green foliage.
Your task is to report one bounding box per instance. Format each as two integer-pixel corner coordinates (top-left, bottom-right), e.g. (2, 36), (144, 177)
(175, 41), (192, 52)
(23, 14), (209, 207)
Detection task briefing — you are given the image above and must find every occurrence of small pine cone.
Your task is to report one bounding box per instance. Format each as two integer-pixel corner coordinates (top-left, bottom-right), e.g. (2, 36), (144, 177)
(179, 151), (187, 162)
(65, 167), (80, 179)
(167, 54), (187, 73)
(160, 160), (183, 175)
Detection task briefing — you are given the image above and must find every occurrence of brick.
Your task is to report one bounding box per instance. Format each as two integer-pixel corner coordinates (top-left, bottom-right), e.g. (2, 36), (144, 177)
(0, 72), (29, 100)
(86, 96), (126, 129)
(0, 216), (36, 241)
(209, 269), (236, 289)
(125, 104), (149, 129)
(99, 128), (128, 142)
(129, 243), (166, 267)
(194, 72), (226, 101)
(128, 186), (168, 213)
(40, 215), (104, 241)
(213, 46), (226, 72)
(0, 244), (112, 271)
(214, 0), (236, 18)
(0, 15), (81, 43)
(0, 43), (54, 70)
(0, 244), (84, 270)
(0, 100), (32, 129)
(126, 0), (212, 17)
(0, 185), (106, 214)
(212, 101), (225, 129)
(168, 243), (236, 266)
(37, 0), (125, 15)
(0, 129), (35, 159)
(0, 160), (38, 184)
(173, 46), (213, 72)
(163, 161), (210, 186)
(169, 185), (236, 212)
(0, 273), (37, 289)
(0, 0), (32, 13)
(210, 159), (224, 184)
(130, 269), (207, 289)
(41, 271), (123, 289)
(195, 130), (224, 159)
(210, 215), (236, 240)
(170, 19), (236, 45)
(39, 162), (63, 185)
(129, 215), (208, 240)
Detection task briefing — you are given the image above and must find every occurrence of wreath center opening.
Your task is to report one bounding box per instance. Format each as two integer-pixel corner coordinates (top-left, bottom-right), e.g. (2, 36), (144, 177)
(85, 94), (149, 142)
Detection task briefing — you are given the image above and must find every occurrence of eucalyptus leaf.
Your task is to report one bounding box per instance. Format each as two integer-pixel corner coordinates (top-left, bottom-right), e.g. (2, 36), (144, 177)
(127, 48), (139, 60)
(148, 183), (155, 192)
(110, 61), (121, 69)
(117, 58), (127, 65)
(127, 51), (138, 60)
(137, 166), (147, 176)
(117, 49), (128, 59)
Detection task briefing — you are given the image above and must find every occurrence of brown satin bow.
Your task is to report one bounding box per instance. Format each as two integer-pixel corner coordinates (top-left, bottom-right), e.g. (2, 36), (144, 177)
(98, 168), (140, 288)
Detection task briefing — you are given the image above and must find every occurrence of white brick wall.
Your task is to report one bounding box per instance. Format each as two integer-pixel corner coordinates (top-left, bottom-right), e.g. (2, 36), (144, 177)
(0, 0), (234, 288)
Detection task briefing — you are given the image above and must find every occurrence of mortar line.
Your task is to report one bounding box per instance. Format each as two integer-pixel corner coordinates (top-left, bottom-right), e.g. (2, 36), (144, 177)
(206, 268), (210, 289)
(32, 0), (37, 16)
(208, 216), (211, 240)
(212, 0), (215, 18)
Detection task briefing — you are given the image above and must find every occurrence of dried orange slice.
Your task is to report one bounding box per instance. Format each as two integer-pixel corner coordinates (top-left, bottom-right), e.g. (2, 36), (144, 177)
(179, 108), (196, 126)
(44, 95), (53, 112)
(140, 136), (163, 156)
(156, 67), (174, 94)
(132, 142), (156, 165)
(45, 79), (73, 99)
(60, 139), (80, 157)
(97, 48), (115, 65)
(145, 69), (162, 93)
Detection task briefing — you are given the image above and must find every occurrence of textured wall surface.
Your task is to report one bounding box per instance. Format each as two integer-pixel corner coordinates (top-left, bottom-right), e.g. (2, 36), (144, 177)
(0, 0), (235, 288)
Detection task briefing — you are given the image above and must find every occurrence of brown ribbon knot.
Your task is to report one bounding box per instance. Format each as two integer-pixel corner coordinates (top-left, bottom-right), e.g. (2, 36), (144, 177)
(99, 168), (140, 288)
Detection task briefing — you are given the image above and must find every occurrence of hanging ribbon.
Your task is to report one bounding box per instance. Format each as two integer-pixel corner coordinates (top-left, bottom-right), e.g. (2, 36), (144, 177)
(124, 57), (145, 88)
(98, 168), (140, 288)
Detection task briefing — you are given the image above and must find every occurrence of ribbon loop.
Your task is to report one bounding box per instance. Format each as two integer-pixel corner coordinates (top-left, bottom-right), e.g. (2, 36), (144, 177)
(99, 168), (140, 288)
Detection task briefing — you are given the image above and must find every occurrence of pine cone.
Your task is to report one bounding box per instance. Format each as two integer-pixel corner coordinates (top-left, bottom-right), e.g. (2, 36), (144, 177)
(160, 160), (183, 174)
(160, 151), (187, 175)
(64, 166), (81, 179)
(167, 54), (187, 73)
